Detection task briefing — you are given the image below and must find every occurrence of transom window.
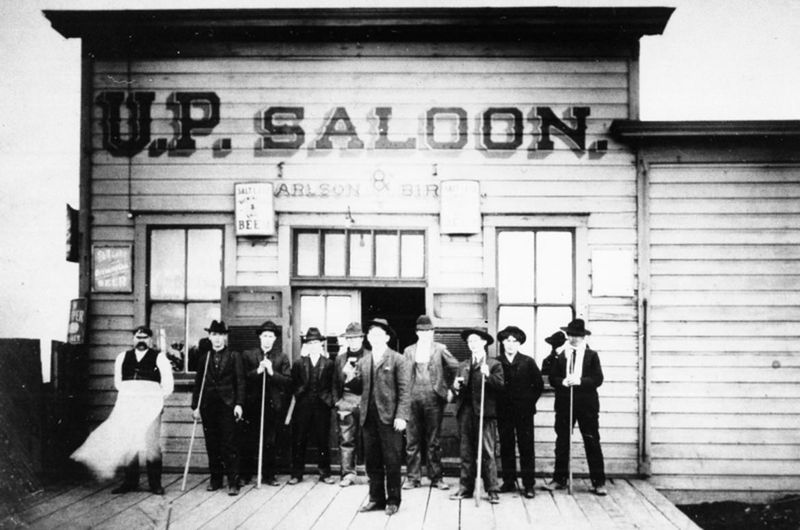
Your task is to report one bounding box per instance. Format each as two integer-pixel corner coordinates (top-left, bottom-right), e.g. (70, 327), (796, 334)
(148, 227), (223, 373)
(496, 229), (575, 366)
(293, 228), (425, 279)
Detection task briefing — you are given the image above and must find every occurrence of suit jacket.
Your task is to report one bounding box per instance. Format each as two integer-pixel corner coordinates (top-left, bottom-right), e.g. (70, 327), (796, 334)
(241, 347), (291, 415)
(402, 341), (460, 400)
(191, 347), (245, 410)
(332, 348), (365, 404)
(453, 357), (504, 419)
(497, 352), (544, 415)
(291, 355), (334, 408)
(355, 348), (411, 426)
(549, 346), (604, 412)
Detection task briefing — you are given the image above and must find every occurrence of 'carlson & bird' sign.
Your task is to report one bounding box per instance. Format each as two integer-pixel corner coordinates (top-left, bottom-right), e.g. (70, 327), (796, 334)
(96, 91), (607, 158)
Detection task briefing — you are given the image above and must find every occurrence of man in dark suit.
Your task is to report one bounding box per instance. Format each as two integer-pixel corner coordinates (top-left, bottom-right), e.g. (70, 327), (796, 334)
(240, 320), (291, 486)
(449, 329), (505, 504)
(496, 325), (543, 498)
(402, 315), (459, 490)
(332, 322), (366, 487)
(191, 320), (245, 495)
(289, 327), (335, 485)
(355, 318), (411, 516)
(543, 318), (607, 496)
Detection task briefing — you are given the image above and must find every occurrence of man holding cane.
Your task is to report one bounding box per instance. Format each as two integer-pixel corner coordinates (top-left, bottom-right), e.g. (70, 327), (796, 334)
(333, 322), (367, 487)
(241, 320), (291, 486)
(543, 318), (607, 496)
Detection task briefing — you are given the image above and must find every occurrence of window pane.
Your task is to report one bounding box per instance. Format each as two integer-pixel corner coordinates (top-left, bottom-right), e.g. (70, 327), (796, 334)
(300, 295), (325, 333)
(349, 231), (372, 277)
(375, 233), (399, 277)
(536, 232), (573, 303)
(297, 232), (320, 276)
(401, 234), (425, 278)
(187, 303), (220, 372)
(326, 296), (352, 337)
(324, 232), (346, 277)
(187, 229), (222, 299)
(497, 231), (534, 304)
(150, 230), (185, 299)
(498, 305), (535, 358)
(536, 306), (573, 366)
(150, 303), (185, 371)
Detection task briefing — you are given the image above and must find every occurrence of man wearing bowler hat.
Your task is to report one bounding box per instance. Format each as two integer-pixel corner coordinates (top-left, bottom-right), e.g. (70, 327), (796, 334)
(542, 318), (607, 496)
(289, 327), (335, 485)
(191, 320), (245, 495)
(496, 325), (543, 498)
(354, 318), (411, 516)
(449, 329), (504, 504)
(333, 322), (367, 487)
(402, 315), (459, 490)
(240, 320), (291, 486)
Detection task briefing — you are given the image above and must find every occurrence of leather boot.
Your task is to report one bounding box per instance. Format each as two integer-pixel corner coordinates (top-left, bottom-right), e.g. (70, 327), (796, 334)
(146, 459), (165, 495)
(112, 458), (140, 494)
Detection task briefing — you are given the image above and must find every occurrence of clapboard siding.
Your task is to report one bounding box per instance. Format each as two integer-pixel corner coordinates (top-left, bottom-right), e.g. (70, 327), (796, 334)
(647, 164), (800, 498)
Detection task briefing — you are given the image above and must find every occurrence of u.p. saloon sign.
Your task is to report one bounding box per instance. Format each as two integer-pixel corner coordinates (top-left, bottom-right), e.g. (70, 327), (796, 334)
(96, 91), (608, 158)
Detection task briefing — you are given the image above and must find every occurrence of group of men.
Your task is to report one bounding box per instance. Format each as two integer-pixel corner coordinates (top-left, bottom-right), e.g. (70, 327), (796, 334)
(104, 315), (607, 515)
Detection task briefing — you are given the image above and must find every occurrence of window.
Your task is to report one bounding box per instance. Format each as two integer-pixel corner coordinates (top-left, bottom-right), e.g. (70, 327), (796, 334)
(148, 227), (223, 373)
(496, 229), (575, 366)
(293, 228), (425, 280)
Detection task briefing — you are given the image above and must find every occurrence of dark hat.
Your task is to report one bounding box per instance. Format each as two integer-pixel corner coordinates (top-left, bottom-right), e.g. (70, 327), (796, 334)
(132, 325), (153, 337)
(344, 322), (364, 338)
(256, 320), (280, 337)
(497, 325), (527, 345)
(415, 315), (434, 331)
(544, 330), (567, 349)
(302, 327), (325, 343)
(460, 328), (494, 346)
(366, 318), (395, 338)
(561, 318), (591, 337)
(204, 320), (228, 334)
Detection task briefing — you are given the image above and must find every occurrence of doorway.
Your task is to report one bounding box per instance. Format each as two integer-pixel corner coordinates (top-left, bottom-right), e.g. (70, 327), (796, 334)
(361, 287), (426, 353)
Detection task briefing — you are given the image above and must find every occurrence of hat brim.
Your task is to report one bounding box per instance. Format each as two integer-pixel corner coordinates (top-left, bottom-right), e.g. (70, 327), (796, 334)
(560, 326), (591, 336)
(497, 327), (527, 345)
(366, 320), (396, 338)
(460, 329), (494, 346)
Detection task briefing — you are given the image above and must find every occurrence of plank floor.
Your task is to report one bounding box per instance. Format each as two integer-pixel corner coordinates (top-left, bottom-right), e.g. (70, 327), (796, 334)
(2, 475), (700, 529)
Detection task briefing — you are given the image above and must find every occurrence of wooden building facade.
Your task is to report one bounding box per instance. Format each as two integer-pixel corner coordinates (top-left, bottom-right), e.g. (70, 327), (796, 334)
(45, 7), (799, 503)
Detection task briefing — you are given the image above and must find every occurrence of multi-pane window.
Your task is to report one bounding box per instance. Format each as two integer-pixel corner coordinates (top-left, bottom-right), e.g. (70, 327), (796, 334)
(148, 227), (223, 373)
(497, 229), (575, 366)
(293, 229), (425, 279)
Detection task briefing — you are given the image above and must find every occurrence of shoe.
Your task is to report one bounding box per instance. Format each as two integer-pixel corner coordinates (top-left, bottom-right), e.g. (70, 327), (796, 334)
(541, 479), (566, 491)
(432, 481), (451, 491)
(402, 480), (420, 490)
(207, 483), (222, 492)
(227, 484), (240, 496)
(339, 476), (354, 487)
(592, 486), (608, 496)
(524, 488), (536, 499)
(263, 477), (281, 487)
(449, 490), (473, 500)
(150, 486), (165, 495)
(385, 504), (399, 516)
(488, 492), (500, 504)
(360, 501), (385, 512)
(111, 484), (138, 494)
(499, 482), (517, 493)
(288, 477), (300, 485)
(321, 475), (336, 485)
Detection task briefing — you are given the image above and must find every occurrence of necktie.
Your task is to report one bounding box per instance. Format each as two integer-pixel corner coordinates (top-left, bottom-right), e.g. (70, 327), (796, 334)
(570, 349), (576, 375)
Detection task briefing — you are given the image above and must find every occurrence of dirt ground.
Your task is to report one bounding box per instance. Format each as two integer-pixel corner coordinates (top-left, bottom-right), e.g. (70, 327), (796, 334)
(678, 496), (800, 530)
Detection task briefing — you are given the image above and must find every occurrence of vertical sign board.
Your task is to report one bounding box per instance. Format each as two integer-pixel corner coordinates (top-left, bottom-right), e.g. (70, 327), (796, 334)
(67, 298), (87, 344)
(92, 244), (133, 293)
(235, 182), (275, 236)
(440, 180), (481, 235)
(66, 204), (79, 263)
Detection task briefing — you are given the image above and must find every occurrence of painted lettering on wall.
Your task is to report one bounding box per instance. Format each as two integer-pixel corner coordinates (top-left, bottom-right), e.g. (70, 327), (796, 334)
(97, 91), (605, 157)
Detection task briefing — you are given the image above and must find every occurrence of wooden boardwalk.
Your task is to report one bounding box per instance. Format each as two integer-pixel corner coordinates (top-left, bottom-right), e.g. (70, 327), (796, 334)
(2, 474), (700, 529)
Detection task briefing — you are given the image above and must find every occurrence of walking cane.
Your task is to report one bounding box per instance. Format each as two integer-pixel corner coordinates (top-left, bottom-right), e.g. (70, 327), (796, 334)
(182, 349), (210, 491)
(475, 363), (487, 507)
(567, 351), (574, 496)
(256, 369), (267, 489)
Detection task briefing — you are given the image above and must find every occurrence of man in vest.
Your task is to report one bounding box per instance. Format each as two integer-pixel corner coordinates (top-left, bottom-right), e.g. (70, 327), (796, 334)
(240, 320), (291, 486)
(110, 325), (174, 495)
(191, 320), (245, 496)
(333, 322), (366, 487)
(402, 315), (459, 490)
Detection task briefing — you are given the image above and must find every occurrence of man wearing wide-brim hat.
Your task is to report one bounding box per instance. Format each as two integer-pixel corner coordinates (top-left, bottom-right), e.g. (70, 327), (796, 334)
(191, 320), (245, 495)
(542, 318), (607, 496)
(496, 325), (543, 498)
(240, 320), (291, 486)
(332, 322), (367, 487)
(353, 318), (411, 516)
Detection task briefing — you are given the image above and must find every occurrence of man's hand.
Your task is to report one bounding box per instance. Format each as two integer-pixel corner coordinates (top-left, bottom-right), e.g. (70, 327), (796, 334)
(192, 408), (201, 421)
(234, 405), (243, 420)
(393, 418), (407, 432)
(480, 363), (490, 378)
(259, 358), (273, 376)
(446, 389), (454, 403)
